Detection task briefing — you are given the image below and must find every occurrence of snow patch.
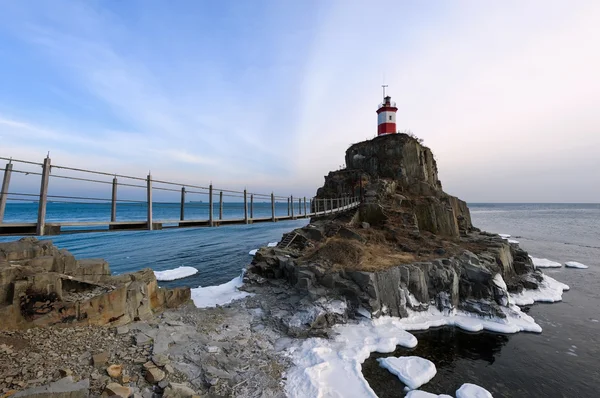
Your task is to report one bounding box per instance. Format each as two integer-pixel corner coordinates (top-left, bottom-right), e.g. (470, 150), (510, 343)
(510, 274), (570, 306)
(154, 266), (198, 281)
(377, 356), (436, 390)
(456, 383), (493, 398)
(565, 261), (588, 269)
(267, 242), (278, 247)
(499, 234), (511, 238)
(406, 391), (453, 398)
(530, 256), (562, 268)
(507, 239), (519, 244)
(191, 273), (251, 308)
(249, 249), (258, 256)
(285, 305), (541, 397)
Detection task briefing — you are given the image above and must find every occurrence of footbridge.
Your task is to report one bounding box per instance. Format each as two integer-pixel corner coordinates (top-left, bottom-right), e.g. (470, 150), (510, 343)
(0, 156), (360, 236)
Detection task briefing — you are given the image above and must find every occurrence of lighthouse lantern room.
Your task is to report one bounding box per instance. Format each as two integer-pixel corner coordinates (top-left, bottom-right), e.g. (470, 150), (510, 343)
(376, 86), (398, 136)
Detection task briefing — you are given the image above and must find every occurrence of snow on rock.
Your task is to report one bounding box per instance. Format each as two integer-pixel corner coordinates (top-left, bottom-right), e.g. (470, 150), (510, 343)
(285, 305), (542, 398)
(267, 242), (278, 247)
(529, 256), (562, 268)
(249, 249), (258, 256)
(406, 391), (453, 398)
(377, 356), (437, 390)
(456, 383), (493, 398)
(154, 266), (198, 281)
(565, 261), (589, 269)
(510, 274), (570, 306)
(191, 273), (251, 308)
(507, 239), (519, 244)
(499, 234), (511, 238)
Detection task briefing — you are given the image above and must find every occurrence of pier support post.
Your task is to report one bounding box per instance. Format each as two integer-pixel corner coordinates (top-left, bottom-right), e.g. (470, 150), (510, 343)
(287, 197), (290, 216)
(209, 184), (214, 226)
(147, 173), (153, 230)
(0, 162), (13, 223)
(291, 195), (294, 219)
(271, 193), (275, 221)
(298, 198), (301, 216)
(180, 187), (185, 221)
(330, 198), (333, 214)
(244, 189), (248, 224)
(304, 197), (307, 216)
(111, 177), (118, 222)
(219, 191), (223, 220)
(250, 194), (254, 219)
(36, 157), (51, 236)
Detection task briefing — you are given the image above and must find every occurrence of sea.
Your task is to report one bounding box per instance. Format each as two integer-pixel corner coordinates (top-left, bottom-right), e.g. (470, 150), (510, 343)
(1, 202), (599, 397)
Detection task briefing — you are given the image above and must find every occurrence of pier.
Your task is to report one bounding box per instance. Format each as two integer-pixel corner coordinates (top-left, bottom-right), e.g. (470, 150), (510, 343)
(0, 156), (360, 236)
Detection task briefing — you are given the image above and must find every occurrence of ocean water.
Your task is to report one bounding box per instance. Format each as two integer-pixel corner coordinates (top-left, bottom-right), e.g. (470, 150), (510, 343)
(363, 203), (600, 397)
(0, 202), (310, 289)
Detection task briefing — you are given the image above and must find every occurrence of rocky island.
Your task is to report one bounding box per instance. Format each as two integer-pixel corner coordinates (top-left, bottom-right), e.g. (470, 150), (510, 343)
(0, 133), (568, 398)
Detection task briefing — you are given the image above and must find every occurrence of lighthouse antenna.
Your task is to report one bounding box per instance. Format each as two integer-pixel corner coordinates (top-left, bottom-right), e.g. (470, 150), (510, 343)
(381, 84), (388, 99)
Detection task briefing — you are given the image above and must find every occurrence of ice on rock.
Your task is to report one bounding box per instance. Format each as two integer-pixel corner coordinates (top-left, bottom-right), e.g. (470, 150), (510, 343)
(377, 356), (437, 390)
(456, 383), (493, 398)
(191, 273), (251, 308)
(565, 261), (588, 269)
(507, 239), (519, 244)
(529, 256), (562, 268)
(249, 249), (258, 256)
(267, 242), (278, 247)
(154, 266), (198, 281)
(499, 234), (511, 238)
(406, 391), (453, 398)
(510, 274), (570, 306)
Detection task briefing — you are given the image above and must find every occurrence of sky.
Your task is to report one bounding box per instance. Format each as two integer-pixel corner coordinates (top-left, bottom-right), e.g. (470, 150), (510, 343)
(0, 0), (599, 203)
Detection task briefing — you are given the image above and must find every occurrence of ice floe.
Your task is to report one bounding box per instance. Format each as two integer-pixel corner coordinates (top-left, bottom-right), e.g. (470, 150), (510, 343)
(456, 383), (493, 398)
(565, 261), (589, 269)
(529, 256), (562, 268)
(153, 266), (198, 281)
(377, 356), (436, 390)
(191, 273), (251, 308)
(285, 305), (541, 397)
(510, 274), (570, 306)
(406, 391), (453, 398)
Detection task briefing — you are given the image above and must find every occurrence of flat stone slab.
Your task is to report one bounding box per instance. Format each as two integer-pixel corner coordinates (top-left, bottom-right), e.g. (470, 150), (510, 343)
(14, 376), (89, 398)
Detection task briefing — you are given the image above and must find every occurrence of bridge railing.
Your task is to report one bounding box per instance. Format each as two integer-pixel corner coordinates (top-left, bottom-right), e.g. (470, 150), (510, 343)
(0, 156), (360, 236)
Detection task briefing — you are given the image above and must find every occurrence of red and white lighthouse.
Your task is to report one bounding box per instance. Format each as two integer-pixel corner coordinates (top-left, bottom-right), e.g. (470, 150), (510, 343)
(376, 87), (398, 136)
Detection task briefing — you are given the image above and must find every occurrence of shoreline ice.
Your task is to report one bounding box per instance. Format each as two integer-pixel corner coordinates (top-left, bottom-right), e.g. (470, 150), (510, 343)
(377, 356), (436, 390)
(191, 273), (251, 308)
(565, 261), (588, 269)
(510, 274), (570, 306)
(529, 256), (562, 268)
(153, 266), (198, 281)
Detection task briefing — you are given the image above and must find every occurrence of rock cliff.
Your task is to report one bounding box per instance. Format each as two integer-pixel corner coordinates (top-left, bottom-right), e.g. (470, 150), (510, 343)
(247, 133), (545, 330)
(0, 238), (190, 330)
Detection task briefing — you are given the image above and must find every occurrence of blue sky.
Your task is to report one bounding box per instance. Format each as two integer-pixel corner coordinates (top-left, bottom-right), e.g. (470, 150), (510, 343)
(1, 1), (599, 202)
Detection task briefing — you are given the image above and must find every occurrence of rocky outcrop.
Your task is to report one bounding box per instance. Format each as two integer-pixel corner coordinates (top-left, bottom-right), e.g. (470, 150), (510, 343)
(0, 238), (190, 331)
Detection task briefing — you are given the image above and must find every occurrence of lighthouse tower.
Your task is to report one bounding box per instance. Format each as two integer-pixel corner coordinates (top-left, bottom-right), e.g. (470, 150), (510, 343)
(376, 87), (398, 136)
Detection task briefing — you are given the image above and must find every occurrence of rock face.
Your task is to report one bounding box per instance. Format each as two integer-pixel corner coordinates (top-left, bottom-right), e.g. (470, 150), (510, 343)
(248, 133), (543, 322)
(316, 134), (472, 238)
(0, 238), (191, 330)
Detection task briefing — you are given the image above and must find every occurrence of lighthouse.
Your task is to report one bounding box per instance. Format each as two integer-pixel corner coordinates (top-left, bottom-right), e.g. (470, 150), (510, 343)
(376, 86), (398, 136)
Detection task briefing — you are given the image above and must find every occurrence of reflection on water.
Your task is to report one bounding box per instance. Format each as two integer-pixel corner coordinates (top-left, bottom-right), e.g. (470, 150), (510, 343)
(362, 327), (510, 397)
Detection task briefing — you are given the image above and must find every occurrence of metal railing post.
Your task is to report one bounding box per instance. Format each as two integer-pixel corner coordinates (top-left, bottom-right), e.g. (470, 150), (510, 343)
(219, 191), (223, 220)
(250, 194), (254, 219)
(271, 193), (275, 221)
(287, 197), (290, 216)
(244, 189), (248, 224)
(111, 177), (118, 222)
(146, 173), (153, 230)
(298, 197), (301, 216)
(209, 184), (214, 226)
(291, 195), (294, 218)
(0, 162), (13, 223)
(180, 187), (185, 221)
(304, 197), (307, 216)
(36, 157), (51, 236)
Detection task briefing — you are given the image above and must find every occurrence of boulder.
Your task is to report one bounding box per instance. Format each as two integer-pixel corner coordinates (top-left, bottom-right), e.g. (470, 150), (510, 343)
(102, 383), (131, 397)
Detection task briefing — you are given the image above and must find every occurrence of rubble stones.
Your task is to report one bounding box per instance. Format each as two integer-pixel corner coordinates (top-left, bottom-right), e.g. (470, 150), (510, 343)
(92, 352), (109, 367)
(106, 365), (122, 379)
(145, 367), (165, 384)
(102, 382), (131, 397)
